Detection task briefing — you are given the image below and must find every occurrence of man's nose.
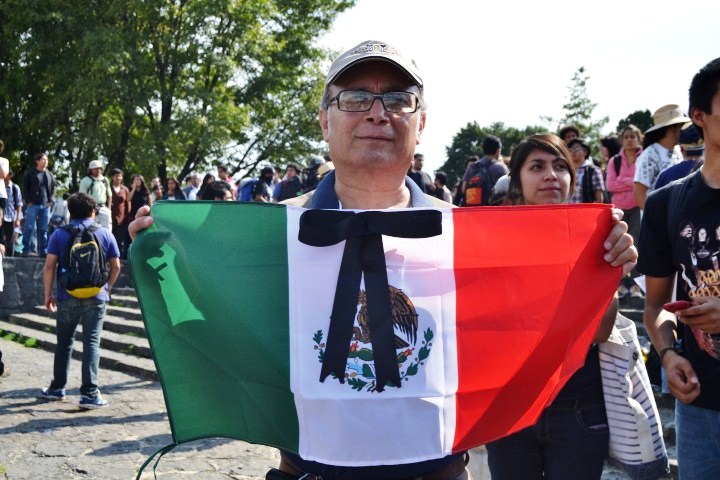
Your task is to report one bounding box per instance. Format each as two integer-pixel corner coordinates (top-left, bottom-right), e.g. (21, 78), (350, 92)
(364, 97), (389, 122)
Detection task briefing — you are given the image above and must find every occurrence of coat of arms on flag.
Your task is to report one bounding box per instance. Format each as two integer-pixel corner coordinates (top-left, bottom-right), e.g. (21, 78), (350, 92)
(130, 202), (620, 470)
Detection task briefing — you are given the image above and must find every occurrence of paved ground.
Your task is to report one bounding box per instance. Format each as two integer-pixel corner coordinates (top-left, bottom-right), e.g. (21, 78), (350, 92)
(0, 338), (636, 480)
(0, 339), (279, 480)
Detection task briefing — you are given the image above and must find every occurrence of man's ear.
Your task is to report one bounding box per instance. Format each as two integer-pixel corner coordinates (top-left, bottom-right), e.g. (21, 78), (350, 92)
(690, 107), (705, 131)
(415, 112), (427, 145)
(319, 108), (330, 142)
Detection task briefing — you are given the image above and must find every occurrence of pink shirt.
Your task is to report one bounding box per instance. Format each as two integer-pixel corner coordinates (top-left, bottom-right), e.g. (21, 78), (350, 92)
(605, 148), (642, 210)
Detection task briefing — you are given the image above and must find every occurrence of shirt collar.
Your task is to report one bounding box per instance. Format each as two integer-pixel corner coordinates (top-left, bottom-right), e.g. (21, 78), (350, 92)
(311, 170), (433, 209)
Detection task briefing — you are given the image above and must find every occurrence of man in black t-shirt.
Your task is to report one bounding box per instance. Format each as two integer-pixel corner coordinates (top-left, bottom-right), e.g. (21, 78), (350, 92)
(638, 57), (720, 478)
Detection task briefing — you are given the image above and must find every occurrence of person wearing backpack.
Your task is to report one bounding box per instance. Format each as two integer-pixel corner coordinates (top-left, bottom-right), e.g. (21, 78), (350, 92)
(272, 163), (304, 202)
(567, 138), (606, 204)
(606, 124), (644, 299)
(79, 160), (110, 209)
(2, 169), (22, 256)
(460, 136), (509, 206)
(40, 193), (120, 409)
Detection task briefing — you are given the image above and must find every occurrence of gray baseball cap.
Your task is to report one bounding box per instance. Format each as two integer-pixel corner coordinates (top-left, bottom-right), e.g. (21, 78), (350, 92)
(325, 40), (423, 88)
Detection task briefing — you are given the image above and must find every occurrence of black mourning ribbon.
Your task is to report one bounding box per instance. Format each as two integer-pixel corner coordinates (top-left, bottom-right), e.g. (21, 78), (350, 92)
(298, 209), (442, 392)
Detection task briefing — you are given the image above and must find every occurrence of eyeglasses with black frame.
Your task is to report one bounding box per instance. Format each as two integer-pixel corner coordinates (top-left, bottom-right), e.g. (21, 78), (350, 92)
(325, 90), (420, 113)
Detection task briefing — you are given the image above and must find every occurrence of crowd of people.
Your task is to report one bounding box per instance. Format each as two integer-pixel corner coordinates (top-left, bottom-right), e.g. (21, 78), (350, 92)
(2, 38), (719, 479)
(0, 152), (335, 260)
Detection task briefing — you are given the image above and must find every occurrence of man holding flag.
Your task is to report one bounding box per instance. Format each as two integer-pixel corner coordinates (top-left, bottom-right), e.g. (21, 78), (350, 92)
(130, 40), (637, 479)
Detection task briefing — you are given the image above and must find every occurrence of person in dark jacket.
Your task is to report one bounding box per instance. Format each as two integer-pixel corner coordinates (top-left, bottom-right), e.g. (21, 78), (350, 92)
(22, 153), (56, 256)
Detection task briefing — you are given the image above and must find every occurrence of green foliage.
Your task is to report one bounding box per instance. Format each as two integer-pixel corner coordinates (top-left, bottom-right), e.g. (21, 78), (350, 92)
(405, 362), (419, 377)
(347, 377), (367, 391)
(439, 121), (545, 188)
(0, 0), (355, 186)
(557, 67), (609, 155)
(616, 109), (653, 135)
(23, 337), (38, 348)
(361, 363), (375, 378)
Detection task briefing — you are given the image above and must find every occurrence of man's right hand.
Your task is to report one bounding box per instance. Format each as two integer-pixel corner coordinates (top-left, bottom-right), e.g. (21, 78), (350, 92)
(128, 205), (153, 240)
(664, 351), (701, 404)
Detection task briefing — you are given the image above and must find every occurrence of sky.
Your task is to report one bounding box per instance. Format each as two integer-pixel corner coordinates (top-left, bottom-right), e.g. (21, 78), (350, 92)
(317, 0), (720, 173)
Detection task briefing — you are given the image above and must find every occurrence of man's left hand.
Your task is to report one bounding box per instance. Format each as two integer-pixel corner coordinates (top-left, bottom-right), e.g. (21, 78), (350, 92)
(679, 297), (720, 334)
(603, 208), (637, 276)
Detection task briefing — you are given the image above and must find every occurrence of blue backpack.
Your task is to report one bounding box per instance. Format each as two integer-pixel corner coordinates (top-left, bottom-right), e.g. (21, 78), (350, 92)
(238, 179), (259, 201)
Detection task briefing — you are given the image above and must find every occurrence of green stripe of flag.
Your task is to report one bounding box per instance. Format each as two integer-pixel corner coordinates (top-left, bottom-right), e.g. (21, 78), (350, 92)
(130, 202), (299, 450)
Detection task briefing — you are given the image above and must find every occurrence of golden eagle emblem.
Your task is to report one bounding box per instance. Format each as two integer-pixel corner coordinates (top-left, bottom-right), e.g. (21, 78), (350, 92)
(353, 286), (418, 349)
(312, 285), (434, 393)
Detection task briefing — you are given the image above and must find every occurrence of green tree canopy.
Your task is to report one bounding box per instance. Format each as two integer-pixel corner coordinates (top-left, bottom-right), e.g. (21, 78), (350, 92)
(615, 109), (653, 135)
(556, 67), (608, 156)
(0, 0), (354, 189)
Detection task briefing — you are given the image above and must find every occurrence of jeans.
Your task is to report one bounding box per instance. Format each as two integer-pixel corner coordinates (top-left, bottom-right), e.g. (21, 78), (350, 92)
(112, 224), (129, 260)
(486, 401), (609, 480)
(676, 401), (720, 479)
(49, 297), (106, 397)
(22, 203), (50, 255)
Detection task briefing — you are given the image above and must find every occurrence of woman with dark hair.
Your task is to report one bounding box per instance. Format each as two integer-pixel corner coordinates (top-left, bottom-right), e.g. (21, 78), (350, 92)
(606, 124), (644, 298)
(599, 135), (621, 166)
(162, 177), (186, 200)
(196, 173), (215, 200)
(128, 174), (152, 220)
(487, 134), (618, 480)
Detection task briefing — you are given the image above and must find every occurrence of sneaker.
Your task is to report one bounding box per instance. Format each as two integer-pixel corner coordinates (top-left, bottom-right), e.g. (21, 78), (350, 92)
(79, 394), (108, 409)
(630, 285), (645, 298)
(40, 387), (66, 401)
(617, 285), (629, 299)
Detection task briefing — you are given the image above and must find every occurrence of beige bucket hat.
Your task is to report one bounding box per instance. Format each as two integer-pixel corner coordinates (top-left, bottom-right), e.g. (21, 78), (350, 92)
(645, 104), (691, 134)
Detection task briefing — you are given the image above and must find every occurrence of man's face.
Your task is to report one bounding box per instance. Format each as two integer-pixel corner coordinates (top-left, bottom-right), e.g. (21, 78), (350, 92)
(191, 175), (200, 187)
(112, 173), (123, 185)
(319, 62), (426, 178)
(90, 167), (102, 178)
(692, 90), (720, 151)
(562, 132), (578, 144)
(36, 155), (48, 170)
(413, 156), (424, 171)
(286, 167), (297, 179)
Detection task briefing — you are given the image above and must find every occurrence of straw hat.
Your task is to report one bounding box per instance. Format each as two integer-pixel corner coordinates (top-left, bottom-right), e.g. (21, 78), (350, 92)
(318, 161), (335, 177)
(645, 104), (691, 134)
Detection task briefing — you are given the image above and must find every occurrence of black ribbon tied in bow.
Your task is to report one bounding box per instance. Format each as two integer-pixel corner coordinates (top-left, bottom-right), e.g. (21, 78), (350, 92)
(298, 209), (442, 392)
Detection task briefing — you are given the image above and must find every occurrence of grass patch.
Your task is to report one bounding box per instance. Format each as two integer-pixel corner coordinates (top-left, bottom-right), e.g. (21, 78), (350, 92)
(2, 332), (18, 342)
(0, 329), (40, 349)
(0, 464), (7, 474)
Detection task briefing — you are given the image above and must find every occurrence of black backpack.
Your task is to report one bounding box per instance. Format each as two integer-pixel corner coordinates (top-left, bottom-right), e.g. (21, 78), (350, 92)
(464, 159), (495, 206)
(58, 224), (109, 298)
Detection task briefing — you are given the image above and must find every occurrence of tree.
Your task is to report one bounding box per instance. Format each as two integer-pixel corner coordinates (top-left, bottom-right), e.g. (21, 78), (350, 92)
(558, 67), (608, 154)
(615, 109), (653, 134)
(0, 0), (354, 188)
(439, 121), (545, 188)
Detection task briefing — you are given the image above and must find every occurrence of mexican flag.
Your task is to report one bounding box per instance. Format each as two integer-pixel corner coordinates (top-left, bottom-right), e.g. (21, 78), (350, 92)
(130, 202), (619, 467)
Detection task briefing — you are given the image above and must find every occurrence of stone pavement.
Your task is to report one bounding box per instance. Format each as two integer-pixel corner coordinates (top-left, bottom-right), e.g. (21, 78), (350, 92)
(0, 339), (279, 480)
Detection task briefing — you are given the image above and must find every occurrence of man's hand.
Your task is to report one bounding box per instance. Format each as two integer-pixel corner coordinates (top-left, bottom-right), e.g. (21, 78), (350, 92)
(664, 351), (701, 403)
(128, 205), (153, 240)
(45, 294), (57, 313)
(603, 208), (637, 276)
(679, 296), (720, 334)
